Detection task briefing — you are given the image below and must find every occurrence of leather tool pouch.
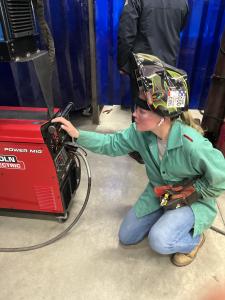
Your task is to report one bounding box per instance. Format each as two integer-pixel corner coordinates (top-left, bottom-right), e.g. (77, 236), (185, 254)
(157, 179), (199, 210)
(160, 190), (199, 210)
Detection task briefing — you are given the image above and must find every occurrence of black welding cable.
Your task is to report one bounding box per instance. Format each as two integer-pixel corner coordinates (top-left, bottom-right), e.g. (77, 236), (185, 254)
(210, 226), (225, 236)
(33, 0), (55, 64)
(0, 149), (91, 252)
(32, 0), (55, 118)
(210, 200), (225, 236)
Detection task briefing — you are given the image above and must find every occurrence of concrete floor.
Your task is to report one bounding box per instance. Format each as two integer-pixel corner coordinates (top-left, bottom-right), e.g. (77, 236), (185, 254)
(0, 106), (225, 300)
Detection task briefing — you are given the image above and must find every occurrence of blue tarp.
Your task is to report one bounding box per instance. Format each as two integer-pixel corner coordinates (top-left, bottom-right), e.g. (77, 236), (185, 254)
(0, 0), (91, 109)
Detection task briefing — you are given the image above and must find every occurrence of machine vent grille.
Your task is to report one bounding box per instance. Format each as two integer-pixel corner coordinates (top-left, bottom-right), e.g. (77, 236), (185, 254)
(33, 186), (57, 212)
(5, 0), (35, 38)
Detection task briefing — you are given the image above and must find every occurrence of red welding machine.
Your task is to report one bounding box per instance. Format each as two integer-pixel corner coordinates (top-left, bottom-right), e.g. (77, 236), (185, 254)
(0, 104), (79, 220)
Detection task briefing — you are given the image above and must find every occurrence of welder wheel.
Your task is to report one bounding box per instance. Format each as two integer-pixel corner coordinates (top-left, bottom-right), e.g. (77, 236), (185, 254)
(68, 151), (81, 190)
(74, 156), (81, 189)
(56, 212), (69, 223)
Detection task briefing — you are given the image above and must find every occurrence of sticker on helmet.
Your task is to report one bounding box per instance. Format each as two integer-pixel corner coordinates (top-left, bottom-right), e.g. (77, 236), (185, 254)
(167, 90), (186, 108)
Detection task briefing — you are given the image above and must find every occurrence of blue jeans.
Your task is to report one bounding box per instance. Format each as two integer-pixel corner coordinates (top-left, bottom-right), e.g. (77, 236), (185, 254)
(119, 206), (201, 254)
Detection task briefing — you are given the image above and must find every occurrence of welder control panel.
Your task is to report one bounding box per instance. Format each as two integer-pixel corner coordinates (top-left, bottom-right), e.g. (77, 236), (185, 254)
(41, 102), (75, 184)
(41, 102), (74, 155)
(43, 122), (69, 156)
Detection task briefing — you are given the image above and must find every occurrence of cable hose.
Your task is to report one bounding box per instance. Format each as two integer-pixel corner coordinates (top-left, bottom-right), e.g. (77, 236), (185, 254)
(32, 0), (55, 117)
(33, 0), (55, 65)
(210, 200), (225, 236)
(210, 226), (225, 236)
(0, 149), (91, 252)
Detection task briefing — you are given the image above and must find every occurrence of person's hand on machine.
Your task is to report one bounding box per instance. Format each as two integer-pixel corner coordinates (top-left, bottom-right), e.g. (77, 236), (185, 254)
(51, 117), (79, 139)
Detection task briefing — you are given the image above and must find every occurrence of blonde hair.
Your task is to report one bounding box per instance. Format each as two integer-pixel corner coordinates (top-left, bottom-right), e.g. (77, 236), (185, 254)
(180, 111), (204, 135)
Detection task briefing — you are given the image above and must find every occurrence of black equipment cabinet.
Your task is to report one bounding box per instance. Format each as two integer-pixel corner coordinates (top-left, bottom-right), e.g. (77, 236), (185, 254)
(0, 0), (38, 61)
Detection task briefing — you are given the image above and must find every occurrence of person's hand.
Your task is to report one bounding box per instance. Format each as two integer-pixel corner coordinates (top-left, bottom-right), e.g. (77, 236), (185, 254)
(201, 286), (225, 300)
(51, 117), (79, 139)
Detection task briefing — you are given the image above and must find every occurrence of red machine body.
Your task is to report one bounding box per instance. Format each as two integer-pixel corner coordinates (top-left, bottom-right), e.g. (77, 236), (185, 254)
(0, 106), (77, 217)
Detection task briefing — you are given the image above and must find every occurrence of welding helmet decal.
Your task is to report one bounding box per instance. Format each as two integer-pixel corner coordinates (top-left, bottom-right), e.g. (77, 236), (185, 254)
(132, 53), (189, 117)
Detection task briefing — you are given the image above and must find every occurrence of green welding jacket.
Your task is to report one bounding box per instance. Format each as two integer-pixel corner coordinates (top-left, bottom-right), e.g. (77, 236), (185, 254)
(77, 120), (225, 236)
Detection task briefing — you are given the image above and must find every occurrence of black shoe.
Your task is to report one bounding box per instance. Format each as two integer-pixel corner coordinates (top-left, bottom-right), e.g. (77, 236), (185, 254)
(128, 152), (144, 164)
(82, 105), (92, 117)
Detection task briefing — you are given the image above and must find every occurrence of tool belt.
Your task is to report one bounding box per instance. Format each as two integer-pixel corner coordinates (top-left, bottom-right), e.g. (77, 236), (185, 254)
(154, 179), (199, 210)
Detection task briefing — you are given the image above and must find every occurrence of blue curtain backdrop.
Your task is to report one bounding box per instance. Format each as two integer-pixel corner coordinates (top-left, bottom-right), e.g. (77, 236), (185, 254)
(0, 0), (225, 110)
(95, 0), (225, 109)
(0, 0), (91, 110)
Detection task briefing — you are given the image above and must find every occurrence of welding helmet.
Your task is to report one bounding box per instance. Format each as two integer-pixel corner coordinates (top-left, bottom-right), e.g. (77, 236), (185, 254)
(132, 53), (189, 117)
